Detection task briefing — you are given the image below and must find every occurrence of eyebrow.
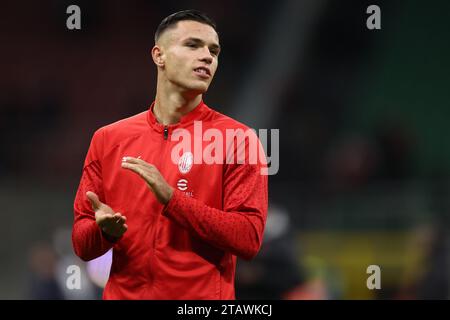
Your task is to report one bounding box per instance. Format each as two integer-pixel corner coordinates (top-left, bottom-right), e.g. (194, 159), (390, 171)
(183, 37), (221, 52)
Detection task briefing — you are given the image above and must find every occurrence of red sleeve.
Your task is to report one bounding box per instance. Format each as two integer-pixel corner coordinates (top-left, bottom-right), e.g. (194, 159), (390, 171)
(163, 136), (268, 260)
(72, 129), (118, 261)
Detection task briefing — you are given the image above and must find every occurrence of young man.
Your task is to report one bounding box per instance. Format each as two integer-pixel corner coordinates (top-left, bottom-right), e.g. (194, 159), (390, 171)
(72, 10), (268, 299)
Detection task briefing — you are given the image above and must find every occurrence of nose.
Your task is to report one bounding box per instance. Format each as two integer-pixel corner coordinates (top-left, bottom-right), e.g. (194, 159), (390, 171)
(199, 46), (213, 64)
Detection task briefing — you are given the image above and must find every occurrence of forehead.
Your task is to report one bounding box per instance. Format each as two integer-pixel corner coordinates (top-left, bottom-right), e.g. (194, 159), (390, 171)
(168, 20), (219, 44)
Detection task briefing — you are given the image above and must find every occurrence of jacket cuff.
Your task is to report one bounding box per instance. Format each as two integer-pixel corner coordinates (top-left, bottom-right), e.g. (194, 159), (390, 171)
(163, 189), (182, 218)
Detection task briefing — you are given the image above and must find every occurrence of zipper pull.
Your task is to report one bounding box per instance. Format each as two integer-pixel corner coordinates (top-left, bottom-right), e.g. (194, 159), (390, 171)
(163, 126), (168, 140)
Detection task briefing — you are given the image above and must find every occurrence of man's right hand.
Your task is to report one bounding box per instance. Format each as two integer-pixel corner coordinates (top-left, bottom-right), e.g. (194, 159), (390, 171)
(86, 191), (128, 238)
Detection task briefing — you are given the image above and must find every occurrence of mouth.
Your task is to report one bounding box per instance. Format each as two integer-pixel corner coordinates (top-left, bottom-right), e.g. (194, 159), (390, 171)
(193, 67), (211, 79)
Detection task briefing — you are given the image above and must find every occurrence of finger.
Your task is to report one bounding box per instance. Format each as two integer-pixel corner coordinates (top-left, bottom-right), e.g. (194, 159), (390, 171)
(121, 162), (138, 174)
(86, 191), (102, 211)
(115, 215), (127, 224)
(117, 223), (128, 234)
(97, 213), (115, 227)
(122, 156), (141, 164)
(121, 161), (135, 170)
(122, 163), (149, 180)
(122, 163), (157, 191)
(123, 157), (154, 168)
(112, 211), (126, 219)
(113, 212), (122, 223)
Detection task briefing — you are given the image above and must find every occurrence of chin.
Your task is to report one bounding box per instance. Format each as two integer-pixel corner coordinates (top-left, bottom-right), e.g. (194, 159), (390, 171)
(186, 83), (209, 94)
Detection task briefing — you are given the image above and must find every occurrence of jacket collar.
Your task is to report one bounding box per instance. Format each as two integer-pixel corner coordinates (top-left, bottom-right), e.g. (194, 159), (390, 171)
(146, 99), (208, 133)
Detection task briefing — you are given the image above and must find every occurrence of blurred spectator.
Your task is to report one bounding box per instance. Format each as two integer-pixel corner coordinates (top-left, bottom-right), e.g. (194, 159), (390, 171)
(52, 227), (100, 299)
(373, 119), (416, 181)
(235, 204), (311, 299)
(415, 226), (450, 299)
(27, 242), (64, 300)
(397, 224), (450, 299)
(323, 134), (379, 192)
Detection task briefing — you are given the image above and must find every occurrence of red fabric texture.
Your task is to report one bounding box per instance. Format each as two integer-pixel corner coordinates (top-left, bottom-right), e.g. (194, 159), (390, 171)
(72, 100), (268, 299)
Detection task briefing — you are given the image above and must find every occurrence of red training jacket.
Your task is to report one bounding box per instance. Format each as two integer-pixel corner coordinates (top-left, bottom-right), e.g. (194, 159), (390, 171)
(72, 100), (268, 299)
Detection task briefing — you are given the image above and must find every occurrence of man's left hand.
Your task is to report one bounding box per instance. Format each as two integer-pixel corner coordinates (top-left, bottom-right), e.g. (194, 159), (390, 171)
(121, 156), (174, 205)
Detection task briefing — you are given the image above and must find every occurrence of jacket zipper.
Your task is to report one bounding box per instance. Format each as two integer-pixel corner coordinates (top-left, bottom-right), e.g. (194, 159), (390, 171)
(151, 125), (170, 281)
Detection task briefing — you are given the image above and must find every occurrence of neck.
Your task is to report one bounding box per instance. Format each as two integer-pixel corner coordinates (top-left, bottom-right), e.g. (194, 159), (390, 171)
(153, 82), (202, 125)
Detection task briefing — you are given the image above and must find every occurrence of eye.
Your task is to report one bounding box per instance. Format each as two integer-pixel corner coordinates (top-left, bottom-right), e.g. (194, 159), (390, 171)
(186, 43), (197, 48)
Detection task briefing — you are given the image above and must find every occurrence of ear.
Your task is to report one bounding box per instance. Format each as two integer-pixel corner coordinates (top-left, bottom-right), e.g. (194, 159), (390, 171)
(151, 45), (165, 67)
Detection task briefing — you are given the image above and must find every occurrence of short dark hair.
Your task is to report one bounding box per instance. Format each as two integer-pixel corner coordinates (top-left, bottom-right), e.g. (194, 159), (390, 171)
(155, 10), (217, 42)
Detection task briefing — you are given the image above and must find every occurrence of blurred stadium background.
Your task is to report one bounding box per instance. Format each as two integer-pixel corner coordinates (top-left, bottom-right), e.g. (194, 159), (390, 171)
(1, 0), (450, 299)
